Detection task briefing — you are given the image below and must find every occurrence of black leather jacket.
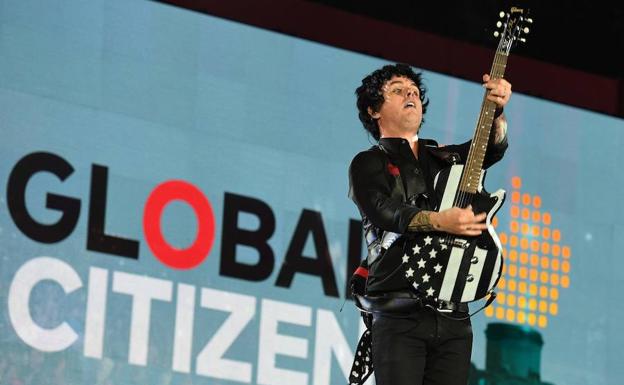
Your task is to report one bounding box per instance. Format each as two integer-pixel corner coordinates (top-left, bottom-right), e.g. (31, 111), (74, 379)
(348, 136), (507, 293)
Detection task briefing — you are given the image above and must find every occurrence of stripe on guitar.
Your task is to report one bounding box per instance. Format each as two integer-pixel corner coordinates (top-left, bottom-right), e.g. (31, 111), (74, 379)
(438, 246), (464, 301)
(482, 189), (505, 295)
(437, 165), (463, 211)
(477, 247), (501, 298)
(460, 246), (488, 302)
(477, 170), (485, 192)
(488, 250), (502, 292)
(451, 243), (474, 302)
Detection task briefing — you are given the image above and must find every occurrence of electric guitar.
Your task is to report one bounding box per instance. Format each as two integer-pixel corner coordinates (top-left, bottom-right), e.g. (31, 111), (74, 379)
(403, 7), (532, 303)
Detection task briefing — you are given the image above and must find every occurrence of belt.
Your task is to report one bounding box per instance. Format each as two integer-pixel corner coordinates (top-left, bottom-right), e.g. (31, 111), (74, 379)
(355, 291), (468, 314)
(427, 299), (468, 313)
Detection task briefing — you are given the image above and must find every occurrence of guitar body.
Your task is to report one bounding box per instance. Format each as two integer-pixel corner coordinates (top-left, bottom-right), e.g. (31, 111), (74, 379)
(404, 165), (505, 303)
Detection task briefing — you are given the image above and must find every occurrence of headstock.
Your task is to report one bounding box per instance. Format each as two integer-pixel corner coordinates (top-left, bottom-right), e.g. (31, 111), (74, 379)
(493, 6), (533, 54)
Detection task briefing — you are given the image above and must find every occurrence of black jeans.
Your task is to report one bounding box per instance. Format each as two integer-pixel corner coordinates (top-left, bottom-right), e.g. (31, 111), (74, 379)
(371, 307), (473, 385)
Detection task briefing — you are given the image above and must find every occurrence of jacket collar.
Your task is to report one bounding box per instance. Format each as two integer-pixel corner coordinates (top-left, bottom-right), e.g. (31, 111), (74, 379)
(378, 137), (438, 162)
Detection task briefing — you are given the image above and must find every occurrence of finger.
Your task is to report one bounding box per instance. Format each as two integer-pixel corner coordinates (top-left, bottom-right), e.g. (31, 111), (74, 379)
(470, 222), (488, 230)
(497, 87), (511, 98)
(482, 74), (490, 82)
(491, 85), (511, 99)
(462, 222), (487, 231)
(473, 212), (487, 222)
(459, 227), (484, 236)
(486, 94), (507, 107)
(484, 77), (508, 90)
(463, 204), (487, 218)
(488, 87), (507, 98)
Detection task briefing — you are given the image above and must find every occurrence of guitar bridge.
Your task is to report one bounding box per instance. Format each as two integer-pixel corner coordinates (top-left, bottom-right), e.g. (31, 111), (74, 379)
(439, 237), (470, 249)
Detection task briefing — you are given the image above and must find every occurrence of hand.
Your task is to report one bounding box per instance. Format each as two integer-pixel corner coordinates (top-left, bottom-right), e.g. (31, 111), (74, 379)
(483, 74), (512, 109)
(430, 205), (487, 236)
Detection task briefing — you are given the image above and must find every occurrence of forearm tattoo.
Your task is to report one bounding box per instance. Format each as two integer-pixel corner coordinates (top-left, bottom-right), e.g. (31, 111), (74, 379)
(492, 114), (508, 144)
(408, 211), (435, 232)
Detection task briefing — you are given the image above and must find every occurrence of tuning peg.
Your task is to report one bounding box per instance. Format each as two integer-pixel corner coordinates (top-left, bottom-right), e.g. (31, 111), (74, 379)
(526, 18), (533, 24)
(496, 21), (503, 28)
(499, 11), (505, 18)
(523, 27), (530, 34)
(493, 31), (500, 37)
(519, 37), (527, 43)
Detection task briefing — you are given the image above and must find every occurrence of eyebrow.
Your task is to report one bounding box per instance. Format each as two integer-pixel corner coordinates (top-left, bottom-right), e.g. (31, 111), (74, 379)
(388, 80), (417, 87)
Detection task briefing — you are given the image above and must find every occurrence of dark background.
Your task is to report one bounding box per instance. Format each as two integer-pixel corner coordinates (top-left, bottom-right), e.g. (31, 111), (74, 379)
(157, 0), (624, 118)
(310, 0), (624, 79)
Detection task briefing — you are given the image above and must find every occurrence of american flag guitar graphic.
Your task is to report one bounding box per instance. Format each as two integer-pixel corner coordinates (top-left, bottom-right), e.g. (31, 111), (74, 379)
(403, 7), (532, 303)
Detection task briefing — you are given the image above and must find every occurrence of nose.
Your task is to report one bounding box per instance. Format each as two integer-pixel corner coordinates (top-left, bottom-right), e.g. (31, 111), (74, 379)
(406, 88), (418, 97)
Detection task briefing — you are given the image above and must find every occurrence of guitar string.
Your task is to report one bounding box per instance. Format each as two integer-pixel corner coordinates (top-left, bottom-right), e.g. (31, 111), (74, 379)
(446, 22), (508, 247)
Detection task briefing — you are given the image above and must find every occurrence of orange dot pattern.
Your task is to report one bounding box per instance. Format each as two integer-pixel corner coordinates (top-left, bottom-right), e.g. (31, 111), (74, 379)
(488, 176), (571, 328)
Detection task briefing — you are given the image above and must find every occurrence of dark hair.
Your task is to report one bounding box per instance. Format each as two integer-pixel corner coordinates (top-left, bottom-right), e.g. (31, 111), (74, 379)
(355, 63), (429, 140)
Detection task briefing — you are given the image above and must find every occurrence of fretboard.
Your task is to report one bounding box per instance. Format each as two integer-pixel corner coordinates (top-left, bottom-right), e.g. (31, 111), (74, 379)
(457, 51), (508, 195)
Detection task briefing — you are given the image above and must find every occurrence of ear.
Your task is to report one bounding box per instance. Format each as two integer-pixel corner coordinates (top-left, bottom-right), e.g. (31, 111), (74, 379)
(367, 107), (380, 119)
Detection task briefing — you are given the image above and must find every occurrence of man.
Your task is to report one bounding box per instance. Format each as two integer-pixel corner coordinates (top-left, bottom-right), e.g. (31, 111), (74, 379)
(348, 63), (510, 385)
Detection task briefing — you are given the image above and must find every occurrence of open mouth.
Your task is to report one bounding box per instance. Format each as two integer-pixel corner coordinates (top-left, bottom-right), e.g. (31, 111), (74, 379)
(404, 102), (416, 109)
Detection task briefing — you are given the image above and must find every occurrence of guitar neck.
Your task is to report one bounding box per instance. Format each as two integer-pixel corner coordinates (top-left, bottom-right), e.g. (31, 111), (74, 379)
(458, 51), (508, 195)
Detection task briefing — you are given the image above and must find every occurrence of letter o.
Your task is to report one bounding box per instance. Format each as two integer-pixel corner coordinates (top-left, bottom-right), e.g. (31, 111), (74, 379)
(143, 180), (215, 269)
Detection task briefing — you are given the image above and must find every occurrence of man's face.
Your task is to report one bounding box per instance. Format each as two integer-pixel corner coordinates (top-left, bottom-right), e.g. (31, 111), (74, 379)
(370, 76), (423, 137)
